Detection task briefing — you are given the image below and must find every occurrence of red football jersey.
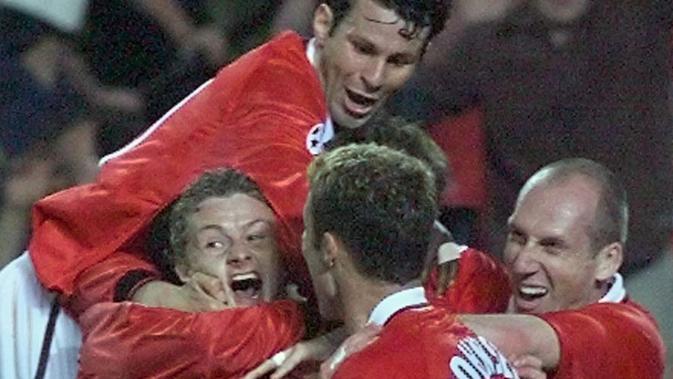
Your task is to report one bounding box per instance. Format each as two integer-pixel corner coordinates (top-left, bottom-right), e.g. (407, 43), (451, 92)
(541, 299), (665, 379)
(29, 31), (326, 314)
(77, 300), (304, 378)
(334, 288), (518, 379)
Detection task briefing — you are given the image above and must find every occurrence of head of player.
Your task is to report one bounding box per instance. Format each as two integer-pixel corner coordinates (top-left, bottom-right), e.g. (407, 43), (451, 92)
(303, 143), (438, 330)
(166, 169), (284, 307)
(313, 0), (450, 130)
(505, 158), (627, 314)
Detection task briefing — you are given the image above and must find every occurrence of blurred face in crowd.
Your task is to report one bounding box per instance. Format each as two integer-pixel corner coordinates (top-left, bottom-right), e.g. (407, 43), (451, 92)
(176, 194), (283, 307)
(313, 0), (430, 129)
(504, 175), (617, 314)
(533, 0), (590, 23)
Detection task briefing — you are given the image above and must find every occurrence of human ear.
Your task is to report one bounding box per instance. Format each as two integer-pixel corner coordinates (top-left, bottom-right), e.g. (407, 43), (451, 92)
(594, 242), (623, 282)
(322, 231), (340, 269)
(313, 4), (335, 47)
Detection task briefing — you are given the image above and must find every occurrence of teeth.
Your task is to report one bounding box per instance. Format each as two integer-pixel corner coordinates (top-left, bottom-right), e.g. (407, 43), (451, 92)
(231, 273), (258, 282)
(520, 286), (547, 296)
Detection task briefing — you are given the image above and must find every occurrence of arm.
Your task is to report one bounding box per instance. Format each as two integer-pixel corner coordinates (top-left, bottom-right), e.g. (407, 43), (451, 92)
(461, 302), (666, 378)
(459, 314), (560, 370)
(78, 300), (304, 378)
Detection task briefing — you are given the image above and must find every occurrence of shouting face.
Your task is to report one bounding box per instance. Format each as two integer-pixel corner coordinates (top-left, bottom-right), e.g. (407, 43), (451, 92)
(177, 194), (283, 307)
(314, 0), (430, 129)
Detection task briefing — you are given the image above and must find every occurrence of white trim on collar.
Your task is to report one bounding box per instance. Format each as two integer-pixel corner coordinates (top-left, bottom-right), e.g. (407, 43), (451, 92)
(304, 38), (334, 155)
(368, 287), (428, 326)
(598, 273), (626, 303)
(306, 38), (318, 68)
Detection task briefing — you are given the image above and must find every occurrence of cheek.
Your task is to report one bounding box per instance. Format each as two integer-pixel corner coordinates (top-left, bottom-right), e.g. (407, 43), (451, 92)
(384, 67), (417, 91)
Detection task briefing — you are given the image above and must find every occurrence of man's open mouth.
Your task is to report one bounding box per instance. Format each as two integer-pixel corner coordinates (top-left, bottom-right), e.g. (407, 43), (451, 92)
(518, 285), (548, 301)
(230, 273), (263, 304)
(344, 88), (377, 117)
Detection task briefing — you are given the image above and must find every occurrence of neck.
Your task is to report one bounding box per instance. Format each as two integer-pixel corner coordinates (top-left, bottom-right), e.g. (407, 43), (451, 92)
(337, 274), (406, 334)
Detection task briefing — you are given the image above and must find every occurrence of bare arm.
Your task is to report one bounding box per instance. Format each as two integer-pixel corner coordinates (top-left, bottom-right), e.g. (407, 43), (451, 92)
(459, 314), (561, 370)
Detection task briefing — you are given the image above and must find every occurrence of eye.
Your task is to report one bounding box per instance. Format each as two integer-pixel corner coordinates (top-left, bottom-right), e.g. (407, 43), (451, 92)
(247, 233), (268, 243)
(352, 40), (375, 56)
(202, 239), (228, 255)
(540, 241), (563, 256)
(507, 230), (526, 245)
(387, 55), (415, 67)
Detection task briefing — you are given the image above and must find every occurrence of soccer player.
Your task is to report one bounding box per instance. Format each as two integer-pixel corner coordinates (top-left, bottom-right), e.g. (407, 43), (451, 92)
(308, 158), (666, 379)
(458, 158), (665, 378)
(76, 169), (304, 378)
(29, 0), (452, 317)
(301, 143), (518, 379)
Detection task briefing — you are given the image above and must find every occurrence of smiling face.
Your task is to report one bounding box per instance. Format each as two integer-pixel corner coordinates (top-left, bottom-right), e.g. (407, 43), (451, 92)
(504, 175), (609, 314)
(314, 0), (430, 129)
(176, 194), (282, 307)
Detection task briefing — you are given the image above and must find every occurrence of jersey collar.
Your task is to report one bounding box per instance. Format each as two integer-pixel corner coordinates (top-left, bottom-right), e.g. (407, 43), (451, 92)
(368, 287), (429, 326)
(599, 273), (626, 303)
(305, 38), (334, 155)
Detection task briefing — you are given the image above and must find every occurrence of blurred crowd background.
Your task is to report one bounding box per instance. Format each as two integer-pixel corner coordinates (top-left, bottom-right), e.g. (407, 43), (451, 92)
(0, 0), (672, 374)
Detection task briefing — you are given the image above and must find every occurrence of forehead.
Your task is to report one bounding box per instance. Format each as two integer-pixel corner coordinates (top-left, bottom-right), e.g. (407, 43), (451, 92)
(511, 178), (599, 240)
(339, 0), (430, 50)
(188, 194), (275, 227)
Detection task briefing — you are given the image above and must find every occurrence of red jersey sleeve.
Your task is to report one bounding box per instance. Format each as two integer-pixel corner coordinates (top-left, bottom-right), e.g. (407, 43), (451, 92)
(540, 301), (665, 379)
(425, 248), (511, 313)
(28, 32), (324, 313)
(77, 300), (304, 378)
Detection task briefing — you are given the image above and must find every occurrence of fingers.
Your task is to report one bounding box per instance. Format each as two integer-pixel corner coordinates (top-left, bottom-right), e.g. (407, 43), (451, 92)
(243, 347), (302, 379)
(270, 348), (304, 379)
(285, 283), (308, 303)
(242, 357), (278, 379)
(184, 277), (227, 311)
(436, 260), (459, 295)
(189, 271), (229, 304)
(512, 355), (546, 379)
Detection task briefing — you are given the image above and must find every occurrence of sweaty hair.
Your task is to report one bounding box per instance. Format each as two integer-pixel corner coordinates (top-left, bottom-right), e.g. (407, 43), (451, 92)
(147, 169), (269, 274)
(325, 0), (451, 41)
(521, 158), (629, 250)
(329, 113), (449, 195)
(307, 143), (438, 284)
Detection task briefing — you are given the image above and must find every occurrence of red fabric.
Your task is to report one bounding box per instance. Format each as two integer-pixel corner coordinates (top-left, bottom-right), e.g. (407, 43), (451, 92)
(29, 31), (324, 310)
(540, 299), (665, 379)
(334, 307), (516, 379)
(425, 248), (511, 313)
(428, 108), (486, 210)
(77, 300), (304, 378)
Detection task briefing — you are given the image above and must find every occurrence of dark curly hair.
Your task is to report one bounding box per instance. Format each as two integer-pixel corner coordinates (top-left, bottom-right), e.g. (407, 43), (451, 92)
(325, 0), (452, 41)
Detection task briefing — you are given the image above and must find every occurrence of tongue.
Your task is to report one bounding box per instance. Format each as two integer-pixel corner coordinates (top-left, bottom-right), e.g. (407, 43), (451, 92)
(234, 288), (259, 306)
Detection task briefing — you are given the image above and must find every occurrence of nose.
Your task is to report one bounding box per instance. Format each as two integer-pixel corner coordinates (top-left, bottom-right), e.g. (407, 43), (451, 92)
(508, 243), (539, 275)
(226, 242), (253, 268)
(361, 58), (386, 92)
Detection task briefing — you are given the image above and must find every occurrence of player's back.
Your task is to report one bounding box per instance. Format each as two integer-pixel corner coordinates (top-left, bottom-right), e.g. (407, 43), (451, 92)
(334, 306), (518, 379)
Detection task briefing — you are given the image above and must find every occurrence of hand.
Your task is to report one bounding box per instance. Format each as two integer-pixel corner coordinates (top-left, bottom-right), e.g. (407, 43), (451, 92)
(421, 220), (458, 297)
(132, 274), (229, 312)
(320, 324), (382, 379)
(244, 328), (347, 379)
(3, 157), (54, 213)
(511, 355), (547, 379)
(182, 25), (228, 67)
(93, 86), (145, 113)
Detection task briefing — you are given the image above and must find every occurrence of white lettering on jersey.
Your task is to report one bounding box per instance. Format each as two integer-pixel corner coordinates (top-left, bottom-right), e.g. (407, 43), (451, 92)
(450, 336), (518, 379)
